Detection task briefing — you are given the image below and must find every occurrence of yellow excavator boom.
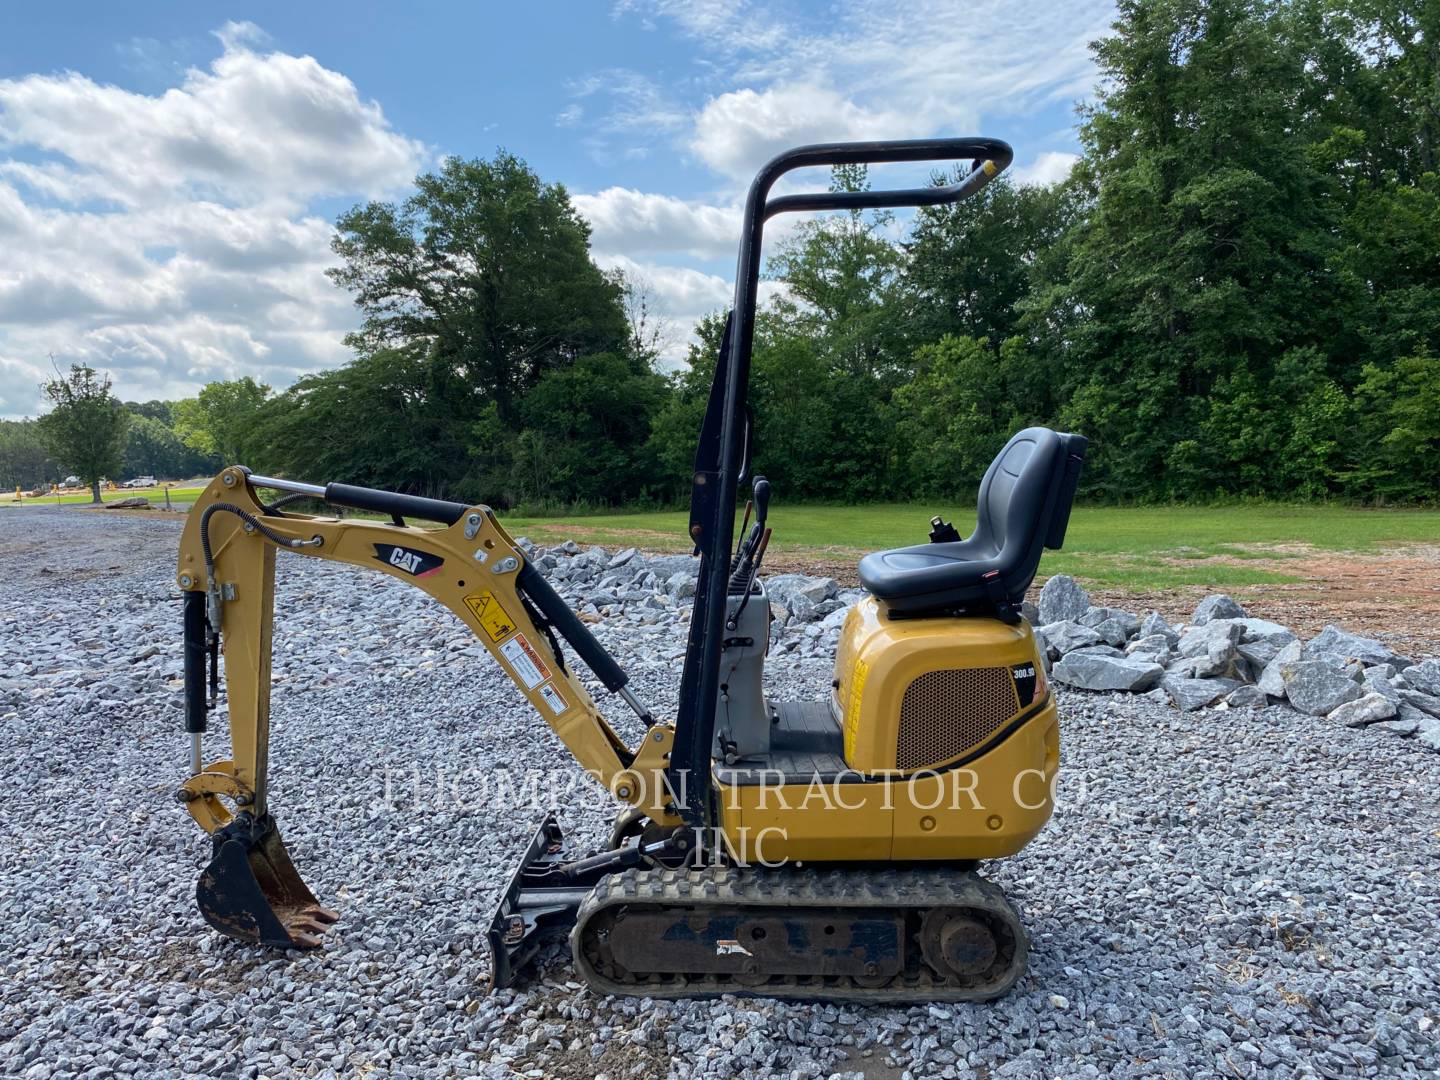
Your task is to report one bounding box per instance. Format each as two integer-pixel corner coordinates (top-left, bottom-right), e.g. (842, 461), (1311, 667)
(174, 466), (677, 948)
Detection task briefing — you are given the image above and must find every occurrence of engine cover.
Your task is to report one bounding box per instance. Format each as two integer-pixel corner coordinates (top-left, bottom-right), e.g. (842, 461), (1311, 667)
(832, 597), (1047, 773)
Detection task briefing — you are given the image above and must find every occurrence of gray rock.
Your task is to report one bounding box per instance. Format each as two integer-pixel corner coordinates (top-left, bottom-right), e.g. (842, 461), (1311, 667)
(1257, 640), (1303, 698)
(787, 593), (818, 622)
(1372, 722), (1420, 738)
(1037, 620), (1104, 659)
(1037, 574), (1090, 626)
(1361, 669), (1403, 704)
(1090, 615), (1139, 648)
(665, 571), (696, 600)
(765, 573), (837, 606)
(1067, 644), (1126, 658)
(1192, 638), (1248, 681)
(1163, 675), (1241, 711)
(1228, 617), (1298, 650)
(646, 553), (700, 580)
(1401, 659), (1440, 696)
(1328, 693), (1398, 728)
(1140, 610), (1177, 643)
(1191, 594), (1246, 625)
(608, 547), (639, 569)
(1052, 653), (1164, 692)
(1415, 714), (1440, 751)
(1226, 685), (1268, 709)
(1399, 688), (1440, 719)
(1303, 625), (1409, 669)
(1125, 634), (1173, 664)
(1020, 600), (1040, 625)
(1081, 606), (1141, 635)
(1371, 705), (1424, 737)
(1237, 639), (1284, 670)
(1177, 620), (1243, 660)
(1282, 660), (1364, 716)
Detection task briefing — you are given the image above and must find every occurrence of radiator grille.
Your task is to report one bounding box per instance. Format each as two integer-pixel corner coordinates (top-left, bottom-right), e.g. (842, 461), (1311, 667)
(895, 667), (1019, 771)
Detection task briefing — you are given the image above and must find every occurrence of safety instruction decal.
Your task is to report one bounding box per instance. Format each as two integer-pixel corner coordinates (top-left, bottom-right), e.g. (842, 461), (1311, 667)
(500, 633), (552, 689)
(537, 682), (569, 715)
(464, 591), (517, 642)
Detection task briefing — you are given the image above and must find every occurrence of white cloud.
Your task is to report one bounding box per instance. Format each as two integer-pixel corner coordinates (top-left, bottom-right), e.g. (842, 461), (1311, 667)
(0, 36), (422, 208)
(563, 68), (690, 162)
(593, 253), (731, 365)
(689, 84), (907, 180)
(0, 29), (424, 416)
(1013, 150), (1080, 187)
(594, 252), (789, 368)
(586, 0), (1108, 369)
(574, 187), (741, 260)
(619, 0), (1110, 180)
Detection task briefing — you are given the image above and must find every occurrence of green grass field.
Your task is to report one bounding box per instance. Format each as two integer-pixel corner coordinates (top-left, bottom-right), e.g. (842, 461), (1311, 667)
(5, 484), (205, 509)
(8, 486), (1434, 593)
(499, 503), (1440, 591)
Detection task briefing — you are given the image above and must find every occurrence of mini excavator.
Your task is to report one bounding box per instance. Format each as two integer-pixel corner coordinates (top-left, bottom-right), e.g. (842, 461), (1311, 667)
(173, 137), (1086, 1002)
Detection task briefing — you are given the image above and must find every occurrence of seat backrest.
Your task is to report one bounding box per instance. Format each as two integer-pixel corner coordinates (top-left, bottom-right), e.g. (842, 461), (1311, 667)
(972, 427), (1087, 601)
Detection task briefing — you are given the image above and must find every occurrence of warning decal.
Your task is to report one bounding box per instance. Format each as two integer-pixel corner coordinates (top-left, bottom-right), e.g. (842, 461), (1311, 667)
(538, 682), (569, 715)
(500, 633), (552, 690)
(464, 591), (517, 642)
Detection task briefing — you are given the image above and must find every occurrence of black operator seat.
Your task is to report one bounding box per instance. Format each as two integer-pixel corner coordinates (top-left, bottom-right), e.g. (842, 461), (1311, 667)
(859, 427), (1087, 617)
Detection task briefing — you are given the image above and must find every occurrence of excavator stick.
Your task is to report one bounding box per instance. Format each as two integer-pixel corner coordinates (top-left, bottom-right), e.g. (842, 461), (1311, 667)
(174, 467), (676, 956)
(197, 812), (338, 949)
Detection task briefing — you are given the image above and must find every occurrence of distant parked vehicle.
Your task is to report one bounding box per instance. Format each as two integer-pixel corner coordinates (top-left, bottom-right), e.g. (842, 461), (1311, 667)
(123, 476), (156, 488)
(62, 475), (80, 486)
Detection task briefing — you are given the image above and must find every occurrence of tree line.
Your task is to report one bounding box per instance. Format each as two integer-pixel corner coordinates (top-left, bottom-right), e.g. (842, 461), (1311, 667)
(0, 375), (221, 498)
(13, 0), (1440, 506)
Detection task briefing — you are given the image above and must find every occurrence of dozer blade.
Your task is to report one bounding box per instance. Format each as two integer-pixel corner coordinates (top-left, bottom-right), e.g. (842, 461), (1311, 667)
(485, 815), (588, 991)
(196, 813), (338, 948)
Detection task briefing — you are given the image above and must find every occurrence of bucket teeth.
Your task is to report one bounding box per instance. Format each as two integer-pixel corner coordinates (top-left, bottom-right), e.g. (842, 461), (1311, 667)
(287, 907), (340, 939)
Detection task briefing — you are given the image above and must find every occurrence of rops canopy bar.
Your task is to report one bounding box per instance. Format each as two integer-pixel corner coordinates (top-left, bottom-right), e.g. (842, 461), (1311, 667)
(670, 138), (1014, 828)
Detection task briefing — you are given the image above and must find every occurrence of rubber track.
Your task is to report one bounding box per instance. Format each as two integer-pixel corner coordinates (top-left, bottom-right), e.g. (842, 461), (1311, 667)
(571, 865), (1029, 1003)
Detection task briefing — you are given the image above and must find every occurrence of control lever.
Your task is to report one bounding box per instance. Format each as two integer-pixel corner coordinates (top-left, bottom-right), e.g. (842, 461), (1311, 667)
(726, 528), (771, 631)
(730, 499), (753, 574)
(752, 477), (771, 529)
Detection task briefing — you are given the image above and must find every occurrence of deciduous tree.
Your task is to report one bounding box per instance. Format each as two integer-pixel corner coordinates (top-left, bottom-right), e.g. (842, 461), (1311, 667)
(36, 366), (129, 503)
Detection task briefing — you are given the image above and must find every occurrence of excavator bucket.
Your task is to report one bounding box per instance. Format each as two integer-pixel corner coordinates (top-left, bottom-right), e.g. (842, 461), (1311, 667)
(196, 813), (337, 948)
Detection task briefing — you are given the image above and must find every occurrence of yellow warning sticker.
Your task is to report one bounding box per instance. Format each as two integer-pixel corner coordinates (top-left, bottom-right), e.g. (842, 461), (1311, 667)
(464, 591), (517, 642)
(500, 633), (552, 690)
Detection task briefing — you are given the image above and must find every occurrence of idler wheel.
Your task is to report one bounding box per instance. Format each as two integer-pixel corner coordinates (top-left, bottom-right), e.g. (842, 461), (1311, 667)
(920, 907), (1004, 981)
(940, 916), (998, 976)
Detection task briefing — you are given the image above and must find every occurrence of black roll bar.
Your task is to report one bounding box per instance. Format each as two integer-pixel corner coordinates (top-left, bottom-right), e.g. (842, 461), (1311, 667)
(668, 137), (1014, 829)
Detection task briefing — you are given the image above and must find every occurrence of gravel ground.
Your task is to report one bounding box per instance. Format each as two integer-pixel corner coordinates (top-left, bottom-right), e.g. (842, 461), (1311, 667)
(2, 505), (1438, 1079)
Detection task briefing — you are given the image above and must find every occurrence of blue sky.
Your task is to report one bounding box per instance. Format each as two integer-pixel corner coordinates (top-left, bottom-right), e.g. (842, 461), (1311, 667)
(0, 1), (1115, 417)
